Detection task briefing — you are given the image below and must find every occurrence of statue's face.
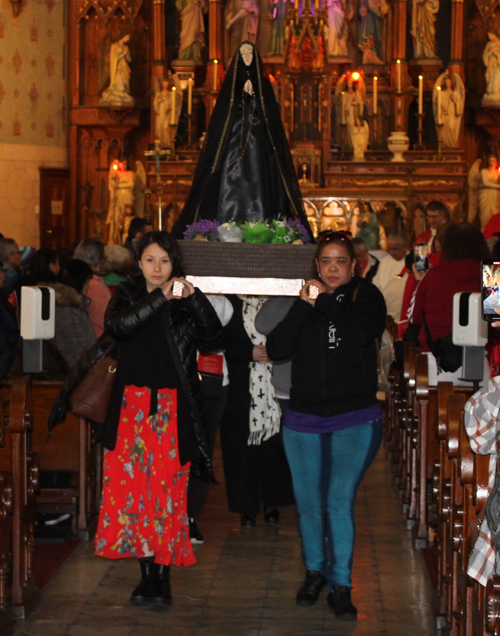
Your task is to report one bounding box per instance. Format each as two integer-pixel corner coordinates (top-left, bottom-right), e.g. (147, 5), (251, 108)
(444, 78), (452, 89)
(240, 43), (253, 66)
(489, 155), (498, 169)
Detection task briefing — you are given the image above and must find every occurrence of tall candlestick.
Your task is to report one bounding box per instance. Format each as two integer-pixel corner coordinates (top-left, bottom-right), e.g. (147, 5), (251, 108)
(436, 85), (442, 124)
(396, 59), (401, 93)
(418, 75), (423, 115)
(213, 59), (218, 91)
(314, 0), (318, 13)
(341, 91), (345, 124)
(188, 77), (193, 115)
(171, 86), (176, 125)
(373, 76), (378, 115)
(294, 0), (298, 9)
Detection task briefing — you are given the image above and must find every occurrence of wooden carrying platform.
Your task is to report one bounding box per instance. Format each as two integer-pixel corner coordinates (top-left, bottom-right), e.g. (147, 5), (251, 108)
(179, 242), (317, 296)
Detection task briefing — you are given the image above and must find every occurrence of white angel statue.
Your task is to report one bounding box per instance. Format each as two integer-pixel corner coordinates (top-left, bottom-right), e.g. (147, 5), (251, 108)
(153, 74), (184, 148)
(432, 71), (464, 148)
(468, 156), (500, 230)
(335, 73), (368, 152)
(107, 160), (147, 245)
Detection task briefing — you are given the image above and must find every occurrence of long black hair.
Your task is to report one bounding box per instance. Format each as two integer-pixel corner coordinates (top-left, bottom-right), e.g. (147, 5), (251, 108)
(171, 42), (313, 241)
(58, 259), (93, 295)
(135, 231), (185, 278)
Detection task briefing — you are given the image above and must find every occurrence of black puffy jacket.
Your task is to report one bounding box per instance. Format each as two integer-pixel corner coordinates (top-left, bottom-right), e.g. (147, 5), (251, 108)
(48, 275), (224, 481)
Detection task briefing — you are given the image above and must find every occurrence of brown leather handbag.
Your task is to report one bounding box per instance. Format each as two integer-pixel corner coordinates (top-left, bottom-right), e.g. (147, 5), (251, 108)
(69, 349), (119, 424)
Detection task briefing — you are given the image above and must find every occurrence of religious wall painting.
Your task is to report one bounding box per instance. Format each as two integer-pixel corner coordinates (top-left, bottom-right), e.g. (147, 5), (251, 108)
(29, 83), (39, 107)
(12, 49), (22, 74)
(358, 0), (389, 64)
(45, 53), (55, 77)
(326, 0), (354, 58)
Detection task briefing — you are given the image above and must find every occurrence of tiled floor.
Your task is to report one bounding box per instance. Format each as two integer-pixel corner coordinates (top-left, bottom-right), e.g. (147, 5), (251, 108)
(13, 443), (437, 636)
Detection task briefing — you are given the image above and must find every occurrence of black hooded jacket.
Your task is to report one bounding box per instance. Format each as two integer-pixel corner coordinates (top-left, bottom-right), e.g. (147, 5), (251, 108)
(48, 275), (224, 480)
(266, 276), (386, 417)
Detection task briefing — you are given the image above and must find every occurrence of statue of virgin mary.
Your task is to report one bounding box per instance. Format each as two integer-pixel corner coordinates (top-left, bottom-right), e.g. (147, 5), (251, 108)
(171, 42), (314, 240)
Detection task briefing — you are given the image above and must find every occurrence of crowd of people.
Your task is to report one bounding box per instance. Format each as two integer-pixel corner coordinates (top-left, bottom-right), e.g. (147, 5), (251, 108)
(0, 204), (495, 619)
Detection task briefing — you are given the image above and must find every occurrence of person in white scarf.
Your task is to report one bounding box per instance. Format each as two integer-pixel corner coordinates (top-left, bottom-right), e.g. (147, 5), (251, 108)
(219, 295), (294, 528)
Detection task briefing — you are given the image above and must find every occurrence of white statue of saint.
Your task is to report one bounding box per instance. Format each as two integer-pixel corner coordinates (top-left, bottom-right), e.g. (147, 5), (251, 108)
(351, 121), (370, 160)
(100, 35), (135, 106)
(326, 0), (354, 57)
(411, 0), (439, 60)
(176, 0), (206, 61)
(106, 159), (136, 245)
(482, 33), (500, 105)
(226, 0), (259, 62)
(468, 156), (500, 230)
(432, 71), (464, 148)
(336, 73), (366, 152)
(153, 74), (184, 148)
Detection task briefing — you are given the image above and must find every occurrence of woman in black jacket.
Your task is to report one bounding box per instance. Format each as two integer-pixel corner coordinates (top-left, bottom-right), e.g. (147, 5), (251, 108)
(266, 231), (386, 621)
(94, 231), (224, 607)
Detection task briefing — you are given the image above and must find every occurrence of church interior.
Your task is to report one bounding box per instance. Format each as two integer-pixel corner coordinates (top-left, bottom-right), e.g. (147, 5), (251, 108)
(2, 0), (500, 633)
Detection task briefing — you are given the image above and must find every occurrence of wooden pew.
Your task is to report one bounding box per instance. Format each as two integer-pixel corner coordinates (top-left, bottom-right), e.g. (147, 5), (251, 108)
(0, 396), (14, 634)
(0, 376), (39, 619)
(30, 381), (102, 540)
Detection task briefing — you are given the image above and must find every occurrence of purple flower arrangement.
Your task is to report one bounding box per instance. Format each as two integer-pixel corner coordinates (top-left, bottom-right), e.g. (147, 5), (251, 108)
(183, 217), (311, 243)
(287, 218), (312, 243)
(183, 220), (220, 241)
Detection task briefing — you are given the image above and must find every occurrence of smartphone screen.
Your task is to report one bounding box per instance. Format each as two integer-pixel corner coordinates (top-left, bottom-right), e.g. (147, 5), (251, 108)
(482, 259), (500, 321)
(414, 243), (429, 274)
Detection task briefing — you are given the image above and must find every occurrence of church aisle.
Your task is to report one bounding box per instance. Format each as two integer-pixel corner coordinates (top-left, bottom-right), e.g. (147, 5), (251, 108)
(12, 445), (437, 636)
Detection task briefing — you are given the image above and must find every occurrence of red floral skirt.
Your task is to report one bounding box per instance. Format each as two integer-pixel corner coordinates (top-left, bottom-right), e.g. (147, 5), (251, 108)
(95, 385), (195, 566)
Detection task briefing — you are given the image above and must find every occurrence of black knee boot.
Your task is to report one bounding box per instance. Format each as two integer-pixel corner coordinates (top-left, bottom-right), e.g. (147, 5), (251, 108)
(147, 564), (172, 606)
(130, 557), (155, 605)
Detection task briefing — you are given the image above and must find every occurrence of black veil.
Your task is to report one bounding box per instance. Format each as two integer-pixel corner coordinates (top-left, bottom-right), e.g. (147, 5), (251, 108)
(171, 43), (314, 241)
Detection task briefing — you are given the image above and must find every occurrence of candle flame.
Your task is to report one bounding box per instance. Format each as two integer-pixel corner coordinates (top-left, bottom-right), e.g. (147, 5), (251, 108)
(172, 86), (176, 91)
(113, 163), (118, 170)
(214, 59), (218, 64)
(374, 76), (378, 81)
(437, 86), (441, 91)
(352, 72), (360, 81)
(418, 75), (423, 80)
(397, 59), (401, 64)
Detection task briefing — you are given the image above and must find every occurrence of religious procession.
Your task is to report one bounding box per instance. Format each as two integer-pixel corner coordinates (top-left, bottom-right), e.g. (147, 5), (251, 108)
(3, 0), (500, 633)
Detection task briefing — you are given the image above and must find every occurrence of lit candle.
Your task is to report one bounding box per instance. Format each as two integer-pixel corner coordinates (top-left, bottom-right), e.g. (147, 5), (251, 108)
(171, 86), (176, 125)
(314, 0), (318, 13)
(213, 59), (218, 92)
(436, 85), (442, 124)
(418, 75), (423, 115)
(396, 59), (401, 93)
(295, 0), (298, 9)
(188, 77), (193, 115)
(341, 91), (345, 124)
(373, 76), (378, 115)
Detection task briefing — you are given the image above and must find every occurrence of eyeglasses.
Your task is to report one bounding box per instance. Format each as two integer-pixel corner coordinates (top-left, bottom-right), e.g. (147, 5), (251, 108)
(317, 229), (353, 241)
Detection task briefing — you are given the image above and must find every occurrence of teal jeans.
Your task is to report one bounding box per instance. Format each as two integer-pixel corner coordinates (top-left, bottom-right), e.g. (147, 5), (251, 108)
(283, 420), (382, 589)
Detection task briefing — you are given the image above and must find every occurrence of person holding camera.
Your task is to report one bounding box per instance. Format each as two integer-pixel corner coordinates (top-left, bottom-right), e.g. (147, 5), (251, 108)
(266, 230), (386, 621)
(94, 231), (224, 606)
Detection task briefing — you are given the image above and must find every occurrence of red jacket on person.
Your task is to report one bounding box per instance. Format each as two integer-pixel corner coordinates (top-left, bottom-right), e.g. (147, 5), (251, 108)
(411, 259), (481, 352)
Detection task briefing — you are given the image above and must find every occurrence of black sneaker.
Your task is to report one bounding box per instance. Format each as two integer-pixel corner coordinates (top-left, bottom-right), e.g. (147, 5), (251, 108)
(296, 570), (327, 606)
(264, 507), (280, 524)
(188, 518), (204, 544)
(327, 585), (357, 621)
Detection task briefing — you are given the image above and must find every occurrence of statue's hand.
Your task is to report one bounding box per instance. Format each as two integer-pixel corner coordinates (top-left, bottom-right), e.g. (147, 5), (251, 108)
(244, 79), (253, 94)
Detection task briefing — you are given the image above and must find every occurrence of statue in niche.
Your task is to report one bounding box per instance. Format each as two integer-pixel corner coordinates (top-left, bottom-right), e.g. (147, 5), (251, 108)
(226, 0), (260, 61)
(175, 0), (206, 61)
(153, 74), (183, 148)
(268, 0), (287, 56)
(411, 0), (439, 60)
(326, 0), (354, 57)
(335, 74), (367, 152)
(482, 33), (500, 105)
(100, 35), (134, 106)
(432, 71), (464, 148)
(106, 159), (136, 245)
(356, 209), (380, 249)
(358, 0), (388, 65)
(468, 156), (500, 230)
